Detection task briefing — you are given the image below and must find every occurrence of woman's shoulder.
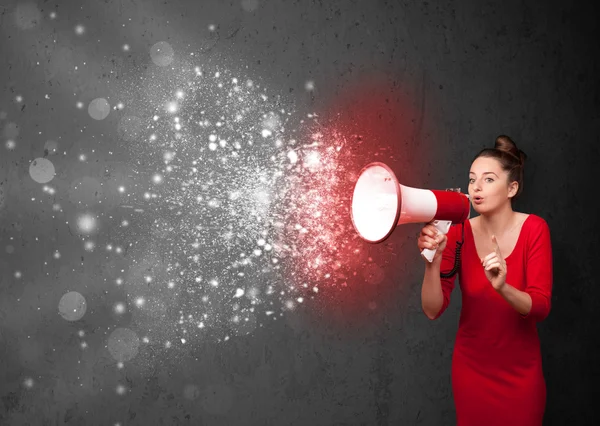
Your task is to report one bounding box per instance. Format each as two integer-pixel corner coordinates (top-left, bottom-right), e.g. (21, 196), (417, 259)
(520, 213), (551, 242)
(521, 212), (549, 229)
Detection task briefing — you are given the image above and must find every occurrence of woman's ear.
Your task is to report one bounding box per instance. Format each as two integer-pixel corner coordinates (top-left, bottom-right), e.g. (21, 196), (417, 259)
(508, 181), (519, 198)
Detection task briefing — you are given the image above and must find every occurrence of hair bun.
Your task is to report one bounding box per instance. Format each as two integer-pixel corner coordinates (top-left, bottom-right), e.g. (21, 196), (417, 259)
(518, 149), (527, 167)
(494, 135), (525, 166)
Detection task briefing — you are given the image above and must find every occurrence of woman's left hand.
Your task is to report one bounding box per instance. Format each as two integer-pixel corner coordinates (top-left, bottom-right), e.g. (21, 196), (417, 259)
(481, 235), (507, 291)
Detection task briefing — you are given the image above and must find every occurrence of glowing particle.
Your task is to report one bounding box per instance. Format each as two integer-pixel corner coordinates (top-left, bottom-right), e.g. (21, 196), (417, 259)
(166, 102), (178, 113)
(76, 213), (97, 235)
(88, 98), (110, 120)
(114, 303), (126, 314)
(287, 150), (298, 164)
(150, 41), (175, 67)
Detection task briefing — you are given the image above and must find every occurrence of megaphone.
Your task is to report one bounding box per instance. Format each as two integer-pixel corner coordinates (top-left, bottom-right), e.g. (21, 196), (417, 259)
(350, 162), (470, 262)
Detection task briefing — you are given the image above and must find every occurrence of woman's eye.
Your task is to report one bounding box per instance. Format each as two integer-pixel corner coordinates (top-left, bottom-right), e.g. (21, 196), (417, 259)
(486, 178), (494, 183)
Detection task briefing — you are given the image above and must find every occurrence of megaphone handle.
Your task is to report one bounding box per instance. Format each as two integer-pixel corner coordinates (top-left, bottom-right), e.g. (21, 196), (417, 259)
(421, 220), (452, 263)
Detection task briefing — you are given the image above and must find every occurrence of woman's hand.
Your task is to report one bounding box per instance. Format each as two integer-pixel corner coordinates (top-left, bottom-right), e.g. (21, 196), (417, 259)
(417, 224), (447, 263)
(481, 235), (507, 291)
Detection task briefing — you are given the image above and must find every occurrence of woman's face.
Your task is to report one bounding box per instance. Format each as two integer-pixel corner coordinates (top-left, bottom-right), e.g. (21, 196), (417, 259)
(468, 156), (516, 214)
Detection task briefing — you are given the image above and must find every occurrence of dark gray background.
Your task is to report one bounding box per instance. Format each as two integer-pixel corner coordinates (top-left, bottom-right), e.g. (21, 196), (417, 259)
(1, 0), (599, 425)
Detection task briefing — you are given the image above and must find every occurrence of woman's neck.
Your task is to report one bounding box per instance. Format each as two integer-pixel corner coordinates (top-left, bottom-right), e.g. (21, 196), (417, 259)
(476, 206), (517, 238)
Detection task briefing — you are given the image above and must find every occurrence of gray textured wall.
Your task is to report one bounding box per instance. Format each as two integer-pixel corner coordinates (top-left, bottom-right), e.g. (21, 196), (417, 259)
(1, 0), (598, 425)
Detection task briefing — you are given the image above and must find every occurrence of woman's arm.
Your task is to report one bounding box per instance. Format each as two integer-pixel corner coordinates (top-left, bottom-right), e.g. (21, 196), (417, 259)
(421, 259), (444, 319)
(495, 283), (532, 315)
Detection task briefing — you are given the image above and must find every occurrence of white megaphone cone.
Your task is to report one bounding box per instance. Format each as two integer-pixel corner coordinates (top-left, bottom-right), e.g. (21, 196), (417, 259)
(350, 162), (470, 262)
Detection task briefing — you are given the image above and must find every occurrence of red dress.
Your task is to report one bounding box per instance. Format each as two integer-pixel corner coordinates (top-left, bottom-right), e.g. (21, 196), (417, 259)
(434, 214), (553, 426)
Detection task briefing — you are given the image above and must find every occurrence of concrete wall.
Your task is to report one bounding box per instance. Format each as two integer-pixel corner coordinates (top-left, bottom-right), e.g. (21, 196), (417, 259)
(1, 0), (597, 424)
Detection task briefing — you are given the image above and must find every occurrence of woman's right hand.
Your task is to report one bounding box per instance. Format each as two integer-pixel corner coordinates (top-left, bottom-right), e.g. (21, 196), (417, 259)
(417, 224), (447, 263)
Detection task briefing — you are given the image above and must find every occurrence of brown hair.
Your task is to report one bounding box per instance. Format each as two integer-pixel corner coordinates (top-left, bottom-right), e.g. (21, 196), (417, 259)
(473, 135), (527, 201)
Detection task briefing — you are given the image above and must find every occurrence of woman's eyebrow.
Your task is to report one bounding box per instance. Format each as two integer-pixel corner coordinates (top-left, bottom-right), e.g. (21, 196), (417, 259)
(469, 172), (498, 177)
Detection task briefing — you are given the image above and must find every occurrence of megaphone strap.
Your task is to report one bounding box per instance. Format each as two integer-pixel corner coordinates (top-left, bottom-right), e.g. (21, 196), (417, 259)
(440, 222), (465, 278)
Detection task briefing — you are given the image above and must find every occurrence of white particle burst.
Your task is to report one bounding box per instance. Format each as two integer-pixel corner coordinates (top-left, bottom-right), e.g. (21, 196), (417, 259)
(110, 63), (351, 344)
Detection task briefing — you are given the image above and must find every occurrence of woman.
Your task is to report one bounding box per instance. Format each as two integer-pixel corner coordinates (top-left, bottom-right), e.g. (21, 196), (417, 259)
(418, 135), (553, 426)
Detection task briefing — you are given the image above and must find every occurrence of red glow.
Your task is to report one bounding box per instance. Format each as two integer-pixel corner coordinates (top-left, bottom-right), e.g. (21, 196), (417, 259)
(278, 79), (427, 328)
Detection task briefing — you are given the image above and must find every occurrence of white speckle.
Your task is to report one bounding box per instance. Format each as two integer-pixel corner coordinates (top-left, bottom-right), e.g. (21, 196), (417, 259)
(287, 150), (298, 164)
(234, 288), (245, 298)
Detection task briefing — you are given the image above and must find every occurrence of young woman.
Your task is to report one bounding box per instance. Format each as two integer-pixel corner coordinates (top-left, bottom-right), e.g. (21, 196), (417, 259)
(417, 135), (553, 426)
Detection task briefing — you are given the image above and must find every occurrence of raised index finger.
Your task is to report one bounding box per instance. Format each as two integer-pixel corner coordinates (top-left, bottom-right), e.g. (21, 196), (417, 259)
(491, 235), (502, 256)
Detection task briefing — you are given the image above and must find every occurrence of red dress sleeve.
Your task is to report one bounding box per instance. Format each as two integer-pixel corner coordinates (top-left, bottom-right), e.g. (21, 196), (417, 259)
(520, 217), (553, 322)
(432, 223), (461, 320)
